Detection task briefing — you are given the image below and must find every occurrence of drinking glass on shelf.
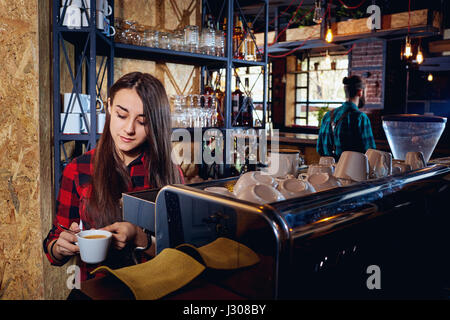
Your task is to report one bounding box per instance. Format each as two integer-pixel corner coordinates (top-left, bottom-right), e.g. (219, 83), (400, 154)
(143, 28), (159, 47)
(135, 23), (146, 46)
(203, 95), (214, 127)
(171, 94), (185, 128)
(184, 25), (199, 53)
(121, 20), (139, 45)
(214, 29), (225, 57)
(200, 27), (215, 55)
(171, 29), (185, 51)
(159, 32), (171, 50)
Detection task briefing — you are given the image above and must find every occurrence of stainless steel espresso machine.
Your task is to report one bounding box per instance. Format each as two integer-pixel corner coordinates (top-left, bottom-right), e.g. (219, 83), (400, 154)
(122, 161), (450, 299)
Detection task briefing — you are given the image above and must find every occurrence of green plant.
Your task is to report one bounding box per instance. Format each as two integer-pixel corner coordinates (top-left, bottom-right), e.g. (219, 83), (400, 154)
(317, 106), (330, 127)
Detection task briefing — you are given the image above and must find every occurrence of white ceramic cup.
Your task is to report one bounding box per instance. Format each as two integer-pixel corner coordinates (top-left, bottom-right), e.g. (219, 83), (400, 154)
(307, 164), (334, 176)
(96, 10), (105, 30)
(319, 156), (335, 166)
(365, 149), (392, 179)
(392, 160), (412, 174)
(233, 171), (277, 195)
(60, 5), (81, 29)
(81, 8), (90, 27)
(76, 229), (112, 264)
(97, 113), (106, 133)
(70, 0), (89, 8)
(96, 0), (105, 11)
(405, 151), (426, 170)
(104, 2), (113, 16)
(80, 112), (107, 134)
(63, 94), (104, 114)
(266, 149), (301, 178)
(103, 17), (116, 36)
(277, 178), (316, 199)
(306, 172), (341, 192)
(237, 184), (285, 204)
(61, 113), (81, 134)
(334, 151), (369, 182)
(203, 187), (235, 198)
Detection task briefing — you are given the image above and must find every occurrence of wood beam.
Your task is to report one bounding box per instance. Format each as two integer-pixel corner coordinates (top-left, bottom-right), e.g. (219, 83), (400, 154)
(428, 39), (450, 53)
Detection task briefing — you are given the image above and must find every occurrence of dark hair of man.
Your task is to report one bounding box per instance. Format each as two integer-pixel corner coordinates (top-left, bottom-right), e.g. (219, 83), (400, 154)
(343, 75), (365, 98)
(87, 72), (182, 227)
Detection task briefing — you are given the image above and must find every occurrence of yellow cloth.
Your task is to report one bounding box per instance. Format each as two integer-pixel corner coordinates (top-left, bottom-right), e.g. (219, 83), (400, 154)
(176, 237), (260, 270)
(91, 248), (205, 300)
(91, 238), (260, 300)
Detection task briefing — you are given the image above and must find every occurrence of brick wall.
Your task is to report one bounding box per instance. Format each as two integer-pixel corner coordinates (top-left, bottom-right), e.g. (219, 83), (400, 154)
(350, 41), (385, 107)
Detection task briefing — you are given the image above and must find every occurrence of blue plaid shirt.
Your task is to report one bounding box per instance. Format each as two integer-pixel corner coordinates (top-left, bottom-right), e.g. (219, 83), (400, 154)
(316, 102), (376, 159)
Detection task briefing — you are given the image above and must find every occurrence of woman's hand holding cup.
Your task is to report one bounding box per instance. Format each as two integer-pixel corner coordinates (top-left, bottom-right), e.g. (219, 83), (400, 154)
(54, 222), (81, 258)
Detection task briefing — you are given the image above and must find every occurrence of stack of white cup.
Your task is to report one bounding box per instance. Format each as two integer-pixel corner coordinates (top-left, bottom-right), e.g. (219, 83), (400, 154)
(60, 0), (90, 29)
(61, 93), (105, 134)
(96, 0), (115, 36)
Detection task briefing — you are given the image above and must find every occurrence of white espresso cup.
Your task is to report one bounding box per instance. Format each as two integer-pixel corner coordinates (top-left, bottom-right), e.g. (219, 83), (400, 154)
(60, 5), (82, 29)
(319, 156), (336, 166)
(96, 10), (105, 30)
(76, 229), (112, 264)
(277, 178), (316, 199)
(392, 160), (412, 174)
(237, 184), (285, 204)
(233, 171), (277, 195)
(266, 149), (302, 178)
(61, 113), (81, 134)
(405, 151), (426, 170)
(365, 149), (392, 179)
(97, 113), (106, 133)
(300, 172), (341, 192)
(63, 93), (101, 113)
(80, 112), (107, 134)
(334, 151), (369, 182)
(71, 0), (89, 8)
(307, 164), (334, 176)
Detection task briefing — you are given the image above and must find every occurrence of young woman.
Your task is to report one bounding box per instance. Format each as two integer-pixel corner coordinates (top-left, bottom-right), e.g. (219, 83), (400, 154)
(43, 72), (184, 281)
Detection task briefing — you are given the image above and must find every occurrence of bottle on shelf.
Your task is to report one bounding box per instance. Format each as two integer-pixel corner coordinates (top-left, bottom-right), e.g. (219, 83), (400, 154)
(242, 77), (253, 127)
(231, 77), (243, 126)
(200, 14), (215, 55)
(245, 22), (256, 61)
(204, 73), (214, 95)
(213, 73), (224, 127)
(233, 16), (245, 59)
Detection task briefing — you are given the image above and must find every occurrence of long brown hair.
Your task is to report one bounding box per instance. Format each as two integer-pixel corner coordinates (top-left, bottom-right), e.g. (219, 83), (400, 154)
(87, 72), (181, 227)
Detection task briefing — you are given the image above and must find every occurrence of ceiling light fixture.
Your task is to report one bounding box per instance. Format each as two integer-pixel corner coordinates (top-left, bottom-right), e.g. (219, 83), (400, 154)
(416, 45), (424, 64)
(325, 22), (333, 43)
(403, 36), (413, 59)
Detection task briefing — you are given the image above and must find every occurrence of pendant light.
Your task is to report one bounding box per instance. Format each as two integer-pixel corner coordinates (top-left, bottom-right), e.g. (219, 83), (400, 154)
(403, 36), (412, 59)
(324, 1), (333, 43)
(416, 46), (423, 64)
(427, 73), (433, 82)
(325, 21), (333, 43)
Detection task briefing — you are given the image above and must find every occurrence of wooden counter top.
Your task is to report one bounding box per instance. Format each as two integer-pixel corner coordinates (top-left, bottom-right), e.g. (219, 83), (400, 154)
(268, 132), (318, 145)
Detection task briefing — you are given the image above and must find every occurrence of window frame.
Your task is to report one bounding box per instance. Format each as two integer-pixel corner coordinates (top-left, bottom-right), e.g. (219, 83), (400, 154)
(294, 54), (349, 128)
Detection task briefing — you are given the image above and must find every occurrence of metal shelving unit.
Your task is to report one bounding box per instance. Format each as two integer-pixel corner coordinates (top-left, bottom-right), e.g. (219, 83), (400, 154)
(52, 0), (268, 197)
(53, 0), (114, 197)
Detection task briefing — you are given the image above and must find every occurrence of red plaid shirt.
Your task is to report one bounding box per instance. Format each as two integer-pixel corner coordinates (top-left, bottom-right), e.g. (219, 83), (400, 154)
(43, 148), (184, 281)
